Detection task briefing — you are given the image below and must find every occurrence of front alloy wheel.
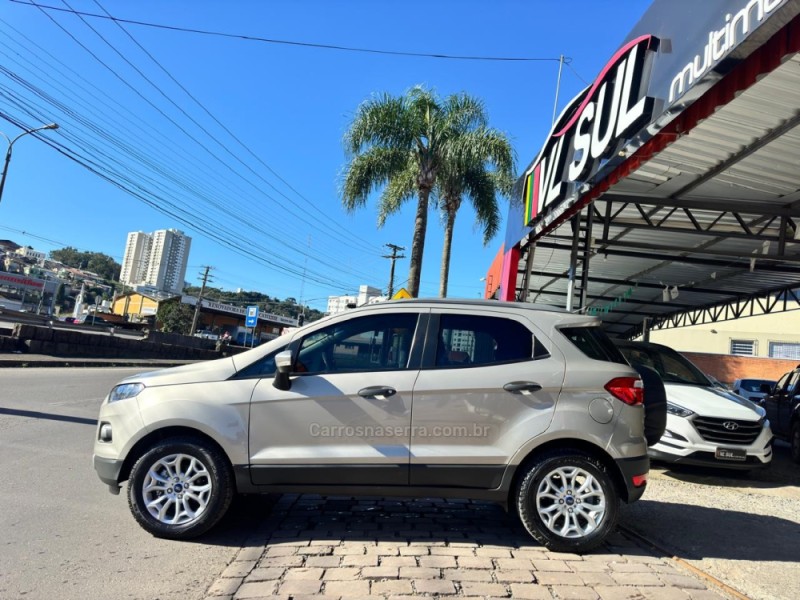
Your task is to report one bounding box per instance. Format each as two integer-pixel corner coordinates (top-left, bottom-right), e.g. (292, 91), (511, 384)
(128, 437), (234, 539)
(516, 450), (619, 553)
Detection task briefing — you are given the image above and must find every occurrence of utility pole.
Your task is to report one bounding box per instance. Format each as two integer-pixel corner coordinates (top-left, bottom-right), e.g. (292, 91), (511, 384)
(190, 266), (212, 335)
(383, 243), (406, 299)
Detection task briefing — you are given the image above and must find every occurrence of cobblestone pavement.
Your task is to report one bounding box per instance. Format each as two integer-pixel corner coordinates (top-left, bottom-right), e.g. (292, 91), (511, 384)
(204, 495), (728, 600)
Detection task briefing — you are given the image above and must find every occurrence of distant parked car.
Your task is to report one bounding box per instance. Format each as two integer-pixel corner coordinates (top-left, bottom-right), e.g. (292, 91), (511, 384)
(614, 340), (772, 471)
(760, 366), (800, 463)
(732, 378), (777, 403)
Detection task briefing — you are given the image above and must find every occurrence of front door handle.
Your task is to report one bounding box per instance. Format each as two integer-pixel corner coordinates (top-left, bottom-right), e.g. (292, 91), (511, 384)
(503, 381), (542, 394)
(358, 386), (397, 398)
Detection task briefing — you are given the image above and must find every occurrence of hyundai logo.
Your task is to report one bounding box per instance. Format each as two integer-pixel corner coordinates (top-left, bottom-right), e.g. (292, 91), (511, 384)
(723, 421), (739, 431)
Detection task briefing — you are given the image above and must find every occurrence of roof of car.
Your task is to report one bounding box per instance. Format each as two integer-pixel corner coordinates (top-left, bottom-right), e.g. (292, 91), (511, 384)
(361, 298), (569, 313)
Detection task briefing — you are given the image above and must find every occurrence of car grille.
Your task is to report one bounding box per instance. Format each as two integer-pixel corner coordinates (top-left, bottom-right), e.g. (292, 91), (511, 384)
(692, 416), (763, 445)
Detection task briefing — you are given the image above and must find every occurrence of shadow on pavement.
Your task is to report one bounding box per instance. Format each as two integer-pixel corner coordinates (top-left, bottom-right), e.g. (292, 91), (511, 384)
(193, 494), (280, 548)
(0, 406), (97, 426)
(622, 498), (800, 562)
(193, 493), (652, 558)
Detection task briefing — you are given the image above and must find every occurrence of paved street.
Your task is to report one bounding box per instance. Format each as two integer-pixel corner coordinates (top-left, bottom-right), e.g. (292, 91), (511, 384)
(2, 367), (799, 600)
(204, 494), (727, 600)
(0, 368), (265, 600)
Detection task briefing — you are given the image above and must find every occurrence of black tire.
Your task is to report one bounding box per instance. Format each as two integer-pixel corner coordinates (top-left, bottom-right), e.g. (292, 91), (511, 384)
(791, 421), (800, 465)
(127, 437), (234, 540)
(516, 449), (619, 553)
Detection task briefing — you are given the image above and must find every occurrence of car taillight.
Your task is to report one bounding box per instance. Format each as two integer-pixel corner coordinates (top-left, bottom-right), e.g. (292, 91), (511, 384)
(605, 377), (643, 406)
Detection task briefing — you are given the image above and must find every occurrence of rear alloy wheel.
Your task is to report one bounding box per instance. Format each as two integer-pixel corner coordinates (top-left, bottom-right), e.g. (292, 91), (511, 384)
(791, 422), (800, 465)
(516, 450), (619, 553)
(128, 437), (234, 539)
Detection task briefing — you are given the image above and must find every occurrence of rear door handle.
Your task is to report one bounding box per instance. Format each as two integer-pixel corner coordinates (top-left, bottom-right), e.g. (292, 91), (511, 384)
(358, 386), (397, 399)
(503, 381), (542, 393)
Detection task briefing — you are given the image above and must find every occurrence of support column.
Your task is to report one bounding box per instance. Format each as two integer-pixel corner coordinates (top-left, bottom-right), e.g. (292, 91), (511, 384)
(579, 206), (595, 311)
(565, 213), (581, 312)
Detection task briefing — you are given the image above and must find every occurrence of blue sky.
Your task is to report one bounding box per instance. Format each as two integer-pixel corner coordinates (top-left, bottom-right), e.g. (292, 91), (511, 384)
(0, 0), (648, 311)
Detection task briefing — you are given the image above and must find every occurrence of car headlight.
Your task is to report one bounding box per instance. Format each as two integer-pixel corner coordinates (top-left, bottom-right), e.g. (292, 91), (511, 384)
(108, 383), (145, 403)
(666, 401), (694, 418)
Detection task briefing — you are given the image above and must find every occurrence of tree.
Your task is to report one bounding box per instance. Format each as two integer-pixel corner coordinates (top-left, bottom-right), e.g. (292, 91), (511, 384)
(434, 123), (515, 297)
(157, 300), (195, 334)
(341, 86), (491, 298)
(50, 247), (121, 282)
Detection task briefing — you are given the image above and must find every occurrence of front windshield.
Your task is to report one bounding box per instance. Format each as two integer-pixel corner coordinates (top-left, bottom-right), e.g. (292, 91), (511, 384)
(618, 344), (711, 386)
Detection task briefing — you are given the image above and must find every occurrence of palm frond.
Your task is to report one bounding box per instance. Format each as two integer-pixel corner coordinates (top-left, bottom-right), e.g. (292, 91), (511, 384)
(341, 147), (412, 211)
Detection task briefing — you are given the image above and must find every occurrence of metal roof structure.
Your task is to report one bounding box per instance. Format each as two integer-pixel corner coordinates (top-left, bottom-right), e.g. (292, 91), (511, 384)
(509, 1), (800, 339)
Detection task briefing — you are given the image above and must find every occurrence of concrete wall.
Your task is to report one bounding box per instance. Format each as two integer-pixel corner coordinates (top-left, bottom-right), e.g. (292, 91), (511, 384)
(8, 324), (220, 360)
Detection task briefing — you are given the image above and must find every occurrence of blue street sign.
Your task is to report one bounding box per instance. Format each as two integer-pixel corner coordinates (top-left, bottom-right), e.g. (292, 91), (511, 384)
(245, 305), (259, 327)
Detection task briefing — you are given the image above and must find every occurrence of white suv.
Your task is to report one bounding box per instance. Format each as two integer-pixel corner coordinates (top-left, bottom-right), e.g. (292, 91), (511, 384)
(616, 341), (772, 470)
(94, 299), (651, 553)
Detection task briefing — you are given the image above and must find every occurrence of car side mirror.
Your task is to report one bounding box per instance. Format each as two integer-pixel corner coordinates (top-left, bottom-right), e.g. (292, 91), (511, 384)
(273, 350), (293, 390)
(759, 383), (773, 394)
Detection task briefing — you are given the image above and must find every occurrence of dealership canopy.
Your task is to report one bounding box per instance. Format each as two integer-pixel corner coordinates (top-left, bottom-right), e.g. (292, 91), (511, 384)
(490, 0), (800, 339)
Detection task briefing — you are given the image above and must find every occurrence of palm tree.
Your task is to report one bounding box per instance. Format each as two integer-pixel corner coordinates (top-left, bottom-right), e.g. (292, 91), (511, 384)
(341, 86), (488, 298)
(435, 138), (514, 297)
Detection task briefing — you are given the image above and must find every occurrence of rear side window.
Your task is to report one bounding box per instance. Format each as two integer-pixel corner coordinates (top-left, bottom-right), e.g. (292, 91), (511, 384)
(740, 379), (772, 392)
(435, 314), (547, 367)
(559, 326), (627, 365)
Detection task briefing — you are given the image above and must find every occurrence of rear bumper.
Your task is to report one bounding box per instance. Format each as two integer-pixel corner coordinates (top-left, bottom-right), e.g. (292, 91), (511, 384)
(615, 455), (649, 503)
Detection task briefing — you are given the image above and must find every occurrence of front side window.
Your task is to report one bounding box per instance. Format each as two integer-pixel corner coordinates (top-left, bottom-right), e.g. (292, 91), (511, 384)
(234, 344), (289, 379)
(618, 344), (709, 386)
(434, 314), (543, 368)
(295, 313), (418, 374)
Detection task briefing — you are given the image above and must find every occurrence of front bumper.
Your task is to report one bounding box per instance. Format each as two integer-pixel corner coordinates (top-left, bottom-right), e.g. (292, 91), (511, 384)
(94, 454), (124, 489)
(650, 413), (773, 469)
(648, 447), (772, 470)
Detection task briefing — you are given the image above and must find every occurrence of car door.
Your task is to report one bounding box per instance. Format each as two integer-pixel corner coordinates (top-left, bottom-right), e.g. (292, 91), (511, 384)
(409, 309), (564, 488)
(764, 372), (793, 437)
(777, 371), (800, 436)
(248, 309), (424, 487)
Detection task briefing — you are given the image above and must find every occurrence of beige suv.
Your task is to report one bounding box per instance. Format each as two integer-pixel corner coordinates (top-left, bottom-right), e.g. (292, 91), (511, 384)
(93, 299), (649, 553)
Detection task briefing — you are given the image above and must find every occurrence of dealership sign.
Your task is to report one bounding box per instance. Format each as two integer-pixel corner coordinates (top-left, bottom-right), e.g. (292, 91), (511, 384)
(0, 272), (44, 291)
(201, 299), (298, 326)
(669, 0), (785, 102)
(523, 35), (658, 227)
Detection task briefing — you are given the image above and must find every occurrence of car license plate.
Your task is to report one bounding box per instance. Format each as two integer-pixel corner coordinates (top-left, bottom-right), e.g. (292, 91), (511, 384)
(715, 447), (747, 461)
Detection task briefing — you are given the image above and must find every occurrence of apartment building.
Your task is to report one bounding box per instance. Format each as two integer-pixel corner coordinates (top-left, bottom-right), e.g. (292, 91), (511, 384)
(120, 229), (191, 295)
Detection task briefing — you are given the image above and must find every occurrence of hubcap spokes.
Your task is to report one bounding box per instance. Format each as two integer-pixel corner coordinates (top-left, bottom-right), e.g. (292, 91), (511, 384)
(142, 453), (212, 525)
(536, 466), (606, 538)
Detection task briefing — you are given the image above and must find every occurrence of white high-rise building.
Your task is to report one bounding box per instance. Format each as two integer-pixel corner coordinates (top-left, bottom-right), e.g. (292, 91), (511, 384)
(120, 232), (151, 286)
(120, 228), (191, 294)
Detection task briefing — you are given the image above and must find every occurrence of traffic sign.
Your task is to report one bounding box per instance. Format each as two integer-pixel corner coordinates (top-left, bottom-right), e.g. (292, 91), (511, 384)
(245, 305), (259, 327)
(392, 288), (412, 300)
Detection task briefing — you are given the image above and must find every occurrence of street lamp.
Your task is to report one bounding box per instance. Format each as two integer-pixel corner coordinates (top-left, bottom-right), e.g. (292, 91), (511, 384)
(0, 122), (59, 207)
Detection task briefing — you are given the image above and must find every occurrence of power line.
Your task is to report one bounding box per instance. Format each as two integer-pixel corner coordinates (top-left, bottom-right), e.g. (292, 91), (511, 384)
(87, 0), (385, 255)
(0, 13), (386, 266)
(14, 1), (571, 63)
